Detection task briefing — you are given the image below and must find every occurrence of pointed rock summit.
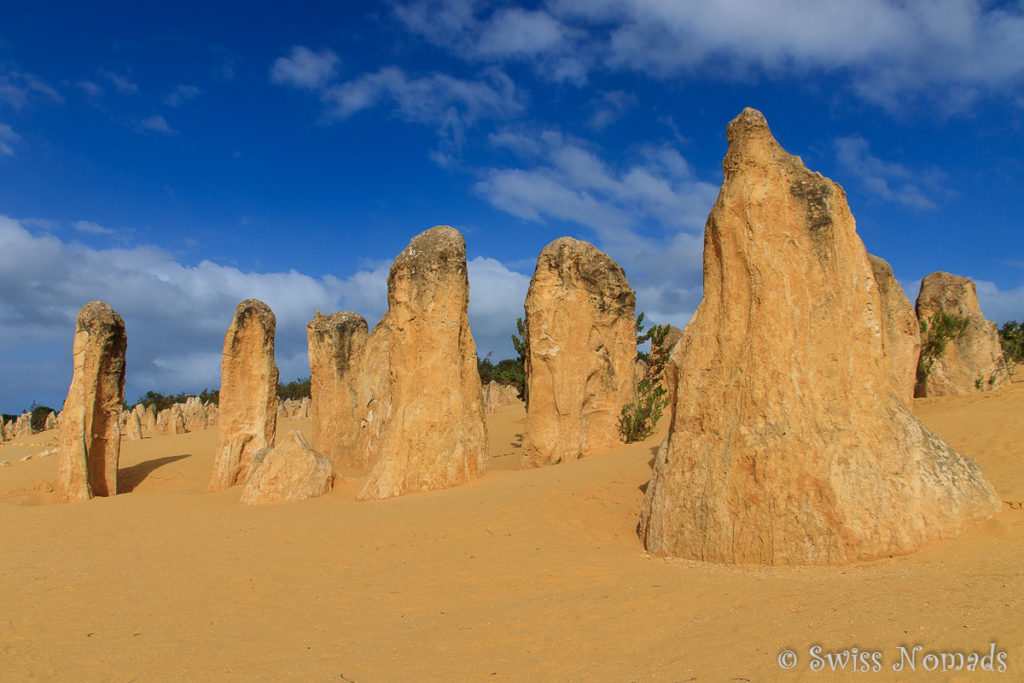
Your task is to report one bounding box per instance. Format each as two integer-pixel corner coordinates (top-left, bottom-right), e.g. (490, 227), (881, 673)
(57, 301), (127, 502)
(639, 108), (1000, 565)
(522, 237), (636, 467)
(209, 299), (279, 490)
(357, 226), (488, 500)
(914, 271), (1006, 397)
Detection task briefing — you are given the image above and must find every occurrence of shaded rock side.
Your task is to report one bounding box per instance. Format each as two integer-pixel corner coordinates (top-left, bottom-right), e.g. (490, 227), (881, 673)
(358, 226), (488, 500)
(914, 271), (1006, 397)
(349, 320), (392, 470)
(307, 311), (369, 467)
(869, 255), (921, 406)
(522, 237), (636, 467)
(239, 431), (334, 505)
(638, 108), (1000, 566)
(57, 301), (127, 502)
(209, 299), (279, 490)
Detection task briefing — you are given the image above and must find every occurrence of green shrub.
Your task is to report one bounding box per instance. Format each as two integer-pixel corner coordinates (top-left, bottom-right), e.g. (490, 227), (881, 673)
(618, 314), (672, 443)
(998, 321), (1023, 379)
(916, 311), (970, 385)
(30, 404), (55, 432)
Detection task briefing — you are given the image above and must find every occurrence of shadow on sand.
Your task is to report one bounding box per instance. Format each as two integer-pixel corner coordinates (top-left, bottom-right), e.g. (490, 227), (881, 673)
(118, 454), (191, 493)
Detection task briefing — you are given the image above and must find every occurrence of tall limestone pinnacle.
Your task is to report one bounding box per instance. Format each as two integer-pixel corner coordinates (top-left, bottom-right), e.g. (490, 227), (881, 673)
(57, 300), (127, 502)
(357, 226), (488, 500)
(522, 237), (636, 467)
(208, 299), (279, 491)
(638, 108), (1000, 565)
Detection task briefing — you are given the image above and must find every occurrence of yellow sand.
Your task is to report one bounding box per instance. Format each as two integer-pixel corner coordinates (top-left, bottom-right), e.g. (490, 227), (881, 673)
(1, 382), (1021, 680)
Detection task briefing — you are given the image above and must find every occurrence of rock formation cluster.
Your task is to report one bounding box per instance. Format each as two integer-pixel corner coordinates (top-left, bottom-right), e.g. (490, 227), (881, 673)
(638, 108), (1000, 565)
(57, 301), (127, 502)
(522, 237), (636, 468)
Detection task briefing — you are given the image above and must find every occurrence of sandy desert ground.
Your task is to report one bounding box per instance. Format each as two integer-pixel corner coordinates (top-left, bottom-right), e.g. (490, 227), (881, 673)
(1, 380), (1022, 681)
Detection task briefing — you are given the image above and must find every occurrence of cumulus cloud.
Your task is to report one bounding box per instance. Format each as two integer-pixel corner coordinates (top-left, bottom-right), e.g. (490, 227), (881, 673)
(0, 70), (63, 109)
(477, 129), (718, 327)
(270, 46), (525, 156)
(0, 216), (532, 412)
(0, 122), (20, 156)
(270, 46), (340, 90)
(163, 84), (201, 107)
(974, 279), (1024, 325)
(834, 136), (944, 210)
(396, 0), (1024, 110)
(137, 115), (178, 135)
(395, 1), (588, 84)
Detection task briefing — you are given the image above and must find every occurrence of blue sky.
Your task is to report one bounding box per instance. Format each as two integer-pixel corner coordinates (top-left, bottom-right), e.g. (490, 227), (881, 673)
(1, 0), (1023, 413)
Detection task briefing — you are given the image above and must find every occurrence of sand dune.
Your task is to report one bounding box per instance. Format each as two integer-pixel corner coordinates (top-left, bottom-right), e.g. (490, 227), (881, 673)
(1, 383), (1022, 680)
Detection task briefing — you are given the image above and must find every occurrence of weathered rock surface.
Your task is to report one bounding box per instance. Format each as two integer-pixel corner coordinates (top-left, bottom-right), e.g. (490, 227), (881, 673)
(43, 411), (58, 431)
(522, 237), (636, 467)
(349, 321), (392, 470)
(208, 299), (279, 490)
(358, 226), (488, 500)
(638, 108), (1000, 565)
(57, 301), (127, 502)
(142, 404), (157, 433)
(169, 403), (187, 434)
(307, 311), (369, 467)
(15, 412), (32, 436)
(125, 410), (144, 440)
(869, 255), (921, 406)
(914, 272), (1006, 397)
(239, 431), (335, 505)
(183, 396), (206, 432)
(483, 380), (521, 414)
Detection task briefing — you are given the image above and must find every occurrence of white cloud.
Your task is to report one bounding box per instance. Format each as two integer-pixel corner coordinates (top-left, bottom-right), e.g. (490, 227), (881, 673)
(394, 1), (587, 84)
(73, 220), (116, 235)
(163, 84), (201, 107)
(270, 46), (340, 90)
(0, 216), (536, 412)
(0, 70), (62, 109)
(138, 115), (178, 135)
(974, 279), (1024, 325)
(0, 122), (20, 156)
(397, 0), (1024, 110)
(834, 136), (944, 210)
(97, 68), (137, 94)
(587, 90), (636, 130)
(476, 8), (568, 58)
(476, 130), (718, 328)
